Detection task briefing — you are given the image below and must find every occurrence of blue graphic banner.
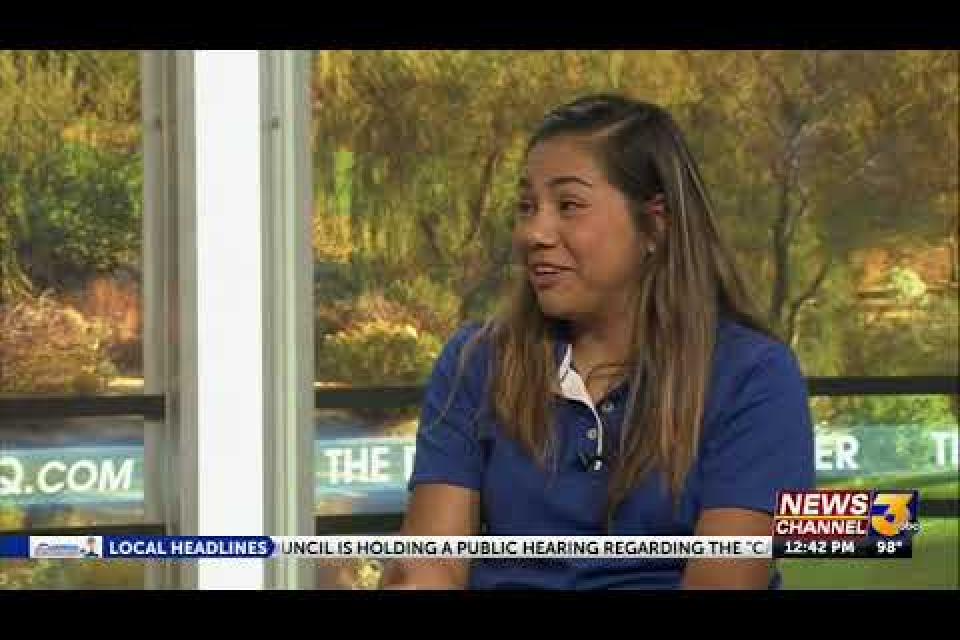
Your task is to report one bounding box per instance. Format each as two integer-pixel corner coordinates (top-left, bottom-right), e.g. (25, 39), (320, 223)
(1, 425), (956, 514)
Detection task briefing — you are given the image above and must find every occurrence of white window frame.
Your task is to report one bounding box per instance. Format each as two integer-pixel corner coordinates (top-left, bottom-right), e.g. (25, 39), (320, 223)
(140, 50), (314, 590)
(140, 49), (179, 591)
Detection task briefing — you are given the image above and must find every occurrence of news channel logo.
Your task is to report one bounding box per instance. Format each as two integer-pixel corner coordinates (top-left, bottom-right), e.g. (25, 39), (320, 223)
(869, 490), (920, 537)
(774, 489), (921, 538)
(30, 536), (103, 559)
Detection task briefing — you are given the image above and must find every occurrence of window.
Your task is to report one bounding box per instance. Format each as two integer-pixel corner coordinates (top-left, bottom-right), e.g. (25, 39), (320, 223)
(310, 50), (958, 589)
(1, 51), (144, 395)
(0, 50), (157, 590)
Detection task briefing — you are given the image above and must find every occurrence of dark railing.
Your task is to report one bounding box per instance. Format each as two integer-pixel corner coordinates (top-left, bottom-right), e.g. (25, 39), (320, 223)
(806, 377), (958, 396)
(0, 374), (957, 538)
(1, 376), (954, 421)
(0, 523), (166, 537)
(0, 394), (165, 421)
(314, 513), (405, 535)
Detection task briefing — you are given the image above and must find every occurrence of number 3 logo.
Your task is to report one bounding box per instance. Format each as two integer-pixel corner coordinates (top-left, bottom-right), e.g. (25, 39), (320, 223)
(871, 492), (916, 537)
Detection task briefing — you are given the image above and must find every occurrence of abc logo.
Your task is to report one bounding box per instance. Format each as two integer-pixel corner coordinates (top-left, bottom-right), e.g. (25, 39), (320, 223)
(870, 491), (919, 537)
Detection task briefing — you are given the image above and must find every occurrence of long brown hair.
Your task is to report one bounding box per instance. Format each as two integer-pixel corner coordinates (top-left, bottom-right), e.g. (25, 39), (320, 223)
(452, 94), (771, 526)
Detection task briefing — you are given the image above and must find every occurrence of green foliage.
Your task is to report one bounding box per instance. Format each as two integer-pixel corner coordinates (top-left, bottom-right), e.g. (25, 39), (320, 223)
(0, 504), (25, 529)
(792, 262), (859, 376)
(0, 504), (144, 589)
(0, 169), (32, 300)
(780, 516), (958, 589)
(888, 266), (928, 303)
(17, 142), (142, 289)
(823, 395), (957, 430)
(0, 559), (67, 589)
(0, 50), (140, 299)
(316, 319), (442, 386)
(383, 275), (461, 336)
(856, 286), (959, 380)
(13, 559), (144, 589)
(820, 471), (959, 499)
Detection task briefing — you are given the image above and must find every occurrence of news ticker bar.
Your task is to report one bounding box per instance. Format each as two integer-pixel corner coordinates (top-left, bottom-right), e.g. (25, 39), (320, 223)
(0, 535), (914, 560)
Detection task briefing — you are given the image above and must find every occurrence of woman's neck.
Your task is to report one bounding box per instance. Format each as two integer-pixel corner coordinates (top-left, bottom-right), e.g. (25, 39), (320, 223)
(567, 311), (635, 402)
(570, 317), (631, 363)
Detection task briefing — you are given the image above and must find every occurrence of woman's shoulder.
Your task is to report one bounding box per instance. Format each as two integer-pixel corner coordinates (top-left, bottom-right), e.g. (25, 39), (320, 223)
(713, 317), (806, 397)
(701, 319), (816, 509)
(440, 320), (493, 359)
(444, 320), (488, 348)
(431, 321), (496, 382)
(418, 321), (498, 418)
(717, 317), (794, 366)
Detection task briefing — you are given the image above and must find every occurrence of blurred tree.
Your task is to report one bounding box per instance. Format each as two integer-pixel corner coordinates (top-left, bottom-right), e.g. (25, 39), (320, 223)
(19, 142), (142, 291)
(676, 51), (958, 375)
(310, 51), (957, 384)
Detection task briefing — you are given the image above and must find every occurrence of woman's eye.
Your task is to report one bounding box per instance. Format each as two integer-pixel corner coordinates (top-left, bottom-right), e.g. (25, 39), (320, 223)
(559, 201), (584, 213)
(516, 201), (535, 217)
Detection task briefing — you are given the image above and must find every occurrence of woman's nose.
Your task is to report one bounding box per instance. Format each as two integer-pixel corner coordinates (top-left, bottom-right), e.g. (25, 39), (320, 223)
(518, 208), (558, 249)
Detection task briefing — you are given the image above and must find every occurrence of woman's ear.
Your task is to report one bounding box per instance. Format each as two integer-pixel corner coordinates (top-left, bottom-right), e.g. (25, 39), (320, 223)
(645, 193), (668, 237)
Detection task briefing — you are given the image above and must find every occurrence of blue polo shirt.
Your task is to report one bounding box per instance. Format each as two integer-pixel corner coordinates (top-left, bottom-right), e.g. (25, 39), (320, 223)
(407, 318), (815, 589)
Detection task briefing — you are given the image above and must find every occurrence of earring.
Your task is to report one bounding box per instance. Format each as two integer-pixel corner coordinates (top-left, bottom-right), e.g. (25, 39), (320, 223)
(648, 243), (656, 254)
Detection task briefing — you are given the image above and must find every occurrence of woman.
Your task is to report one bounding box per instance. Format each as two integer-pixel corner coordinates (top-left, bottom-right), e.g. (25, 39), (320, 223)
(383, 94), (815, 589)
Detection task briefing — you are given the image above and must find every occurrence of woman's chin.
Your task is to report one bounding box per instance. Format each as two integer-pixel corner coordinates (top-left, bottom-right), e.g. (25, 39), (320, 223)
(536, 299), (576, 319)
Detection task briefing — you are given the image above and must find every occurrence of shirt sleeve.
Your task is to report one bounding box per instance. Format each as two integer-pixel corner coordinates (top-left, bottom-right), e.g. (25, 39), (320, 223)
(407, 323), (490, 493)
(700, 341), (816, 515)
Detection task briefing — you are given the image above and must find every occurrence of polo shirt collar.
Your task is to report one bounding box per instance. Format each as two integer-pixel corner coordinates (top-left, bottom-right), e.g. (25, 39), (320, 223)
(550, 321), (598, 408)
(548, 320), (631, 407)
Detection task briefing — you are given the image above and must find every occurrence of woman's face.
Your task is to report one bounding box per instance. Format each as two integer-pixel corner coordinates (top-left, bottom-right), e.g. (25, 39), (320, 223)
(513, 136), (649, 323)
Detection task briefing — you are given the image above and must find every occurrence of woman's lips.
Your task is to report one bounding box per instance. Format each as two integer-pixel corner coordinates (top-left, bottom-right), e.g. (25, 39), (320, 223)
(528, 266), (569, 289)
